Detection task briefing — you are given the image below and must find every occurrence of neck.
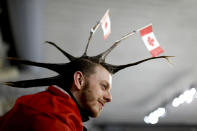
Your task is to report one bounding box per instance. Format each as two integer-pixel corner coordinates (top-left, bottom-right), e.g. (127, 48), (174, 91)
(66, 89), (90, 122)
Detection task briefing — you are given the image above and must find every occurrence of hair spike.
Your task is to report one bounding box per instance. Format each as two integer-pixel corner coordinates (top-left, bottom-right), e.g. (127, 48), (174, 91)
(45, 41), (77, 61)
(7, 57), (65, 73)
(93, 30), (137, 62)
(4, 76), (60, 88)
(102, 56), (174, 74)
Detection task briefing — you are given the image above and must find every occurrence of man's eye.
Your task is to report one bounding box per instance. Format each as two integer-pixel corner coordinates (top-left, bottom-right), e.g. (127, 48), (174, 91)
(101, 84), (107, 90)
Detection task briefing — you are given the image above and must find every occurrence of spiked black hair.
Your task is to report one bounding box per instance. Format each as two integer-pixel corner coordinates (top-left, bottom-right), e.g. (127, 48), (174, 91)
(4, 22), (173, 88)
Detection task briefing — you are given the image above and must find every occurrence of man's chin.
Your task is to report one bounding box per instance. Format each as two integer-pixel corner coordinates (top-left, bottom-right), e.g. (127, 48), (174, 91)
(90, 110), (101, 118)
(91, 114), (99, 118)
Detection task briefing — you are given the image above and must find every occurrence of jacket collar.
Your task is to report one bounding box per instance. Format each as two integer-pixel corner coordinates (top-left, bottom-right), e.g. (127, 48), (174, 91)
(49, 85), (90, 122)
(65, 89), (90, 122)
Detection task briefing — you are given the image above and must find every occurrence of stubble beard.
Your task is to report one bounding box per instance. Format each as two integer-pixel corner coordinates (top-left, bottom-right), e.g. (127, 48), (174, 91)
(80, 79), (101, 118)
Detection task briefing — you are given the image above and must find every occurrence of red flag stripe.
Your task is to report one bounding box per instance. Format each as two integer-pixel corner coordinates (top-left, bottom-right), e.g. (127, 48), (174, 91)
(140, 25), (152, 37)
(150, 46), (164, 57)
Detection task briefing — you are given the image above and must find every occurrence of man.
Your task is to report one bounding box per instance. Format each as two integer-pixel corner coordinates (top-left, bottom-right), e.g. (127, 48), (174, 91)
(0, 59), (112, 131)
(0, 21), (171, 130)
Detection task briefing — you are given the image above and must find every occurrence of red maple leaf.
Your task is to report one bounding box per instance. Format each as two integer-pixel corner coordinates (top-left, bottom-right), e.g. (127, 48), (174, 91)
(105, 22), (108, 29)
(147, 37), (154, 46)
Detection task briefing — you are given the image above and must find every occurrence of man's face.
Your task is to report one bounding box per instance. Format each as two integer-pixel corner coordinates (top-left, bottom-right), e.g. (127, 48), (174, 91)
(80, 65), (112, 118)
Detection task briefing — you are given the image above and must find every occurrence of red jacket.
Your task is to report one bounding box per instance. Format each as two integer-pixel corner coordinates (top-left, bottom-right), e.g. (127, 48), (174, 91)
(0, 86), (84, 131)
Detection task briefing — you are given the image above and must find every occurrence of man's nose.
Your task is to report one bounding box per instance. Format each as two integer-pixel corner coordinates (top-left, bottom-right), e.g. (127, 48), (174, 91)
(105, 91), (112, 103)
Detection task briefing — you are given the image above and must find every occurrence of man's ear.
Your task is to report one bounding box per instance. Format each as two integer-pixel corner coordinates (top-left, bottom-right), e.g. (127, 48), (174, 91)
(73, 71), (85, 90)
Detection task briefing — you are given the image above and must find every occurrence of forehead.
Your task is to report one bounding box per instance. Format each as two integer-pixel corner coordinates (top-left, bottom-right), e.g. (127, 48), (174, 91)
(89, 65), (112, 85)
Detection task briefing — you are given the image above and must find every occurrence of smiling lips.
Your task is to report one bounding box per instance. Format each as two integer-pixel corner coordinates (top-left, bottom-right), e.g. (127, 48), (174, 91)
(98, 101), (104, 109)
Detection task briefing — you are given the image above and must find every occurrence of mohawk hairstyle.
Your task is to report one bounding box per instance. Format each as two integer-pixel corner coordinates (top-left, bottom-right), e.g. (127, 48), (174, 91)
(4, 22), (173, 88)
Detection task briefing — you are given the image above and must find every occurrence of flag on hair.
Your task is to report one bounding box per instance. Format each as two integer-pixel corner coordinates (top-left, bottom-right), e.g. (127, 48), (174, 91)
(100, 9), (111, 40)
(139, 24), (164, 57)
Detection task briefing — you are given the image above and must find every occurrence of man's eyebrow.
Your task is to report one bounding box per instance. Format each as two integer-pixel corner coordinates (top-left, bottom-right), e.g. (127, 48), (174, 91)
(101, 80), (110, 88)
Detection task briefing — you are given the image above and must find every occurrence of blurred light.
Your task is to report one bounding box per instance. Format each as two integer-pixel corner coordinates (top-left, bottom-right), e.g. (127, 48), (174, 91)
(145, 87), (197, 125)
(156, 108), (166, 117)
(172, 97), (180, 107)
(172, 88), (196, 107)
(144, 107), (166, 124)
(148, 113), (158, 124)
(144, 116), (149, 124)
(186, 88), (196, 103)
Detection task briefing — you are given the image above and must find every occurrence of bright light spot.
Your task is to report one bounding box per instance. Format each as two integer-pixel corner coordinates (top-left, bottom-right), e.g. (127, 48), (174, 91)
(186, 88), (196, 103)
(178, 94), (185, 104)
(156, 108), (166, 117)
(190, 88), (196, 94)
(172, 97), (180, 107)
(144, 107), (166, 124)
(148, 112), (158, 124)
(172, 88), (197, 107)
(144, 116), (149, 124)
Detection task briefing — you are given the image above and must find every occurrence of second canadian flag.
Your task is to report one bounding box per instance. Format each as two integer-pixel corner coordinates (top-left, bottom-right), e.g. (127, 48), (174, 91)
(101, 9), (111, 40)
(139, 24), (164, 57)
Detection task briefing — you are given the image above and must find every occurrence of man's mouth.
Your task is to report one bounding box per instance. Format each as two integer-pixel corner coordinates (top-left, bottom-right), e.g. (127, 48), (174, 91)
(98, 101), (104, 108)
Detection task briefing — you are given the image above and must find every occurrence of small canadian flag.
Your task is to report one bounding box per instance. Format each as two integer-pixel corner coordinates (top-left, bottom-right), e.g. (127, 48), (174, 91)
(100, 9), (111, 40)
(139, 24), (164, 57)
